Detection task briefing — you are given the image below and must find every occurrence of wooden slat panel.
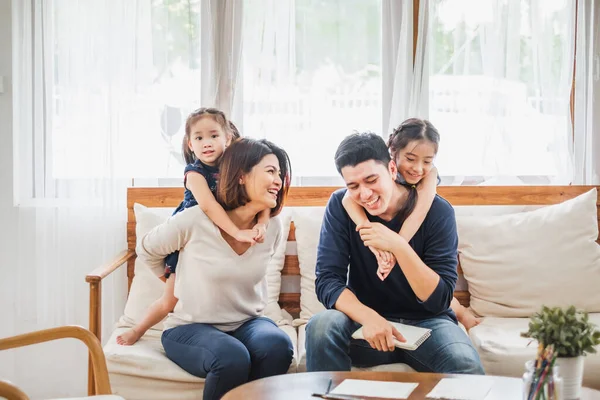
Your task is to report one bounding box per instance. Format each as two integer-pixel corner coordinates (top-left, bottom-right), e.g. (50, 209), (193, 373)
(454, 291), (470, 308)
(282, 256), (300, 276)
(282, 255), (462, 277)
(438, 185), (600, 206)
(288, 223), (296, 241)
(278, 293), (300, 316)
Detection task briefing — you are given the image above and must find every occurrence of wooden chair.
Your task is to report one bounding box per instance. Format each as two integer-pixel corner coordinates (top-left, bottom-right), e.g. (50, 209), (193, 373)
(0, 325), (119, 399)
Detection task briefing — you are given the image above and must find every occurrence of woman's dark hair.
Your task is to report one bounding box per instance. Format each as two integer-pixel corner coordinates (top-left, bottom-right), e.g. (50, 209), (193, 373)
(388, 118), (440, 223)
(217, 138), (292, 217)
(181, 107), (234, 164)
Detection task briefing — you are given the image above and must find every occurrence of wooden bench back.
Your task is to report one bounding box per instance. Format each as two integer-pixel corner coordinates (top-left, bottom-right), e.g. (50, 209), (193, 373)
(127, 186), (600, 315)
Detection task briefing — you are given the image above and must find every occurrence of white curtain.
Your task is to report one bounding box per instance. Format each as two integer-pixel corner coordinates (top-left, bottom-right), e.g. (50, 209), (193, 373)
(240, 0), (382, 181)
(573, 0), (600, 184)
(427, 0), (576, 184)
(201, 0), (243, 116)
(4, 0), (151, 397)
(382, 0), (430, 136)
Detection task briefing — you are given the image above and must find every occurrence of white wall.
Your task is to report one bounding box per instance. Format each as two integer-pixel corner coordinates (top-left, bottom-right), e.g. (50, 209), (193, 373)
(0, 0), (19, 382)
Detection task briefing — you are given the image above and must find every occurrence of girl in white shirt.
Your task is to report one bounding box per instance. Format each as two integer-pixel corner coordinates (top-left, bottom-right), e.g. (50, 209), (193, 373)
(135, 138), (293, 400)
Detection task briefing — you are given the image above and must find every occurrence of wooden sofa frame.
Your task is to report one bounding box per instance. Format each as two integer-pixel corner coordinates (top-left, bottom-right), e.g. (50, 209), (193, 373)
(85, 185), (600, 395)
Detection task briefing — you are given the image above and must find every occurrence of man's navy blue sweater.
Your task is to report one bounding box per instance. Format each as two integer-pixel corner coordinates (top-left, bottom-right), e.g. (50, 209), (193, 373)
(315, 189), (459, 322)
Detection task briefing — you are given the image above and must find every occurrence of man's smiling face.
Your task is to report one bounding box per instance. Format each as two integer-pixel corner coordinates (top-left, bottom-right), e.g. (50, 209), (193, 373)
(341, 159), (398, 218)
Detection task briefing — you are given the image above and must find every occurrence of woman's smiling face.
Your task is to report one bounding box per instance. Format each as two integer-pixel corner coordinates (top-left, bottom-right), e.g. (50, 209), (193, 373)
(241, 154), (283, 210)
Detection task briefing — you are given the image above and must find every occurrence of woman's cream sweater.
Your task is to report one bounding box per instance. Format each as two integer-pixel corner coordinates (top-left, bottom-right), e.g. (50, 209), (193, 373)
(136, 206), (283, 331)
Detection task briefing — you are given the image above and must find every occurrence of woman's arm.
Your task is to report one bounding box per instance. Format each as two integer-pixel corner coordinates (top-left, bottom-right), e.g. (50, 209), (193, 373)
(136, 208), (197, 276)
(187, 172), (256, 244)
(399, 167), (438, 241)
(116, 276), (178, 345)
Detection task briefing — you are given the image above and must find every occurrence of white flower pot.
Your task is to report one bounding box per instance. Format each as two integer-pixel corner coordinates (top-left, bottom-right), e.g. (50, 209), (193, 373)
(556, 356), (584, 399)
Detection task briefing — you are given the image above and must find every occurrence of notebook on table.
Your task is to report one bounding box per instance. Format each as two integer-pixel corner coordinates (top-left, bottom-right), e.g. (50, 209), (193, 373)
(351, 321), (431, 351)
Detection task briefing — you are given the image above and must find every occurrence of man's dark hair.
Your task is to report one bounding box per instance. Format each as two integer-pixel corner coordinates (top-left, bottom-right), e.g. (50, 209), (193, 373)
(334, 132), (391, 174)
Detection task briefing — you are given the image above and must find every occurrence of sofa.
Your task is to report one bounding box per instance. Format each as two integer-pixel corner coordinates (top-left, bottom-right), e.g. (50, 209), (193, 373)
(86, 186), (600, 399)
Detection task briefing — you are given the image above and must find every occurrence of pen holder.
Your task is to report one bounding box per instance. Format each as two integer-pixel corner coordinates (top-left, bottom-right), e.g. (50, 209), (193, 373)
(523, 359), (563, 400)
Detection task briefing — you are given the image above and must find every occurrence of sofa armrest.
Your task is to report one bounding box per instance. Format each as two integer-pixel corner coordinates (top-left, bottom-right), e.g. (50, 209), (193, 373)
(86, 249), (136, 284)
(85, 249), (136, 396)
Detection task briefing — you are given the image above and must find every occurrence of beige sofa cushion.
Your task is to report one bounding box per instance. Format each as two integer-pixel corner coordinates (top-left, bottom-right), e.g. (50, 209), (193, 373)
(104, 325), (299, 400)
(457, 188), (600, 317)
(119, 204), (292, 331)
(292, 208), (327, 324)
(469, 315), (600, 389)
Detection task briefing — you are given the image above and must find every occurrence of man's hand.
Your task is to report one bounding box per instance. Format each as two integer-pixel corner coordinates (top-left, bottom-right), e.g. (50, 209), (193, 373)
(357, 222), (405, 253)
(361, 313), (406, 352)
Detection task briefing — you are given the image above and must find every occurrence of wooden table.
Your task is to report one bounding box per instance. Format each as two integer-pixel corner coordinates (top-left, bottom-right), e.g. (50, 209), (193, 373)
(222, 371), (600, 400)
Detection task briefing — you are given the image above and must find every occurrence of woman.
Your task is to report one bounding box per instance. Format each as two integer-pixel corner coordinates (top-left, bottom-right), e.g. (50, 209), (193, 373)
(136, 138), (294, 400)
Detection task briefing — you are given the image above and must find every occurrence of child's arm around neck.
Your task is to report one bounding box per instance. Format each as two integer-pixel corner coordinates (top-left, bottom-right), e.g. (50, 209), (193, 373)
(398, 166), (438, 241)
(187, 171), (257, 244)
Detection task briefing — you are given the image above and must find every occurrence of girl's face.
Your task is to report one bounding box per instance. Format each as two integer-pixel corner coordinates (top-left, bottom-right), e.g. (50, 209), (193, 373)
(241, 154), (283, 211)
(188, 116), (230, 166)
(395, 139), (437, 185)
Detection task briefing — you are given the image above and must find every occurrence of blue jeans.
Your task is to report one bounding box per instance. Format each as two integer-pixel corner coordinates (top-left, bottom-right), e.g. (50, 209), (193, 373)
(162, 317), (293, 400)
(305, 309), (484, 375)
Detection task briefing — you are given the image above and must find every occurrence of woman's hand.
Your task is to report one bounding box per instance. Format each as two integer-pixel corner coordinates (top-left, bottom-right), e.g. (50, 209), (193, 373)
(357, 222), (405, 253)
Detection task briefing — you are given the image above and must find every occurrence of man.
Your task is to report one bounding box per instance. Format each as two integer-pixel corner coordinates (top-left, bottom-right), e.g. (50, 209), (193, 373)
(305, 132), (483, 374)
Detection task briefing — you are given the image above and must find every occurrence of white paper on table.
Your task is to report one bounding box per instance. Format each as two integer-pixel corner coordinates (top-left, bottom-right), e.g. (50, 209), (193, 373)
(330, 379), (418, 399)
(426, 376), (494, 400)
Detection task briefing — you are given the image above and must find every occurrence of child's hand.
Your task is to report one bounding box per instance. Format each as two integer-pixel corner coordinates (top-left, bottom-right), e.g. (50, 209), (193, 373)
(116, 328), (142, 346)
(459, 309), (482, 332)
(252, 223), (267, 243)
(369, 247), (396, 281)
(377, 251), (396, 280)
(234, 229), (257, 245)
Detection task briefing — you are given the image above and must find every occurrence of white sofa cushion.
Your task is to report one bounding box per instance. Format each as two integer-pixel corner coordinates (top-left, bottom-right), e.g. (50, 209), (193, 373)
(49, 397), (125, 400)
(457, 188), (600, 317)
(118, 204), (292, 331)
(469, 315), (600, 389)
(104, 324), (299, 400)
(292, 208), (327, 324)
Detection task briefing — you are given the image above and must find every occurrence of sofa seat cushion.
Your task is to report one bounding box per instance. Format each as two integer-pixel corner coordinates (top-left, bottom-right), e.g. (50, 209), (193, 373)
(296, 324), (415, 373)
(49, 397), (125, 400)
(104, 325), (299, 400)
(469, 315), (600, 389)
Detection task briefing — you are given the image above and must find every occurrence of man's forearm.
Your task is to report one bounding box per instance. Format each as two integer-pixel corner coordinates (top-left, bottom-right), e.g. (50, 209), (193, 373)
(391, 237), (440, 301)
(334, 288), (381, 325)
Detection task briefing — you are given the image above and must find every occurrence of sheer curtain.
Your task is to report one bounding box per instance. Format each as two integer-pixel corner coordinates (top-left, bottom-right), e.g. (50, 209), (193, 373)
(5, 1), (154, 397)
(573, 0), (600, 184)
(382, 0), (430, 135)
(427, 0), (576, 184)
(240, 0), (382, 182)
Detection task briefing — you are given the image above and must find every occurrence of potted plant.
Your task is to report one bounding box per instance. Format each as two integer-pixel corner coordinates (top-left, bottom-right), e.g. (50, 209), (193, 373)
(522, 306), (600, 399)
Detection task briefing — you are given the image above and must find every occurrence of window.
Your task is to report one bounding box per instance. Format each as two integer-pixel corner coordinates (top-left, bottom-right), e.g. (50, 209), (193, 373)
(428, 0), (575, 182)
(241, 0), (382, 181)
(15, 0), (579, 201)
